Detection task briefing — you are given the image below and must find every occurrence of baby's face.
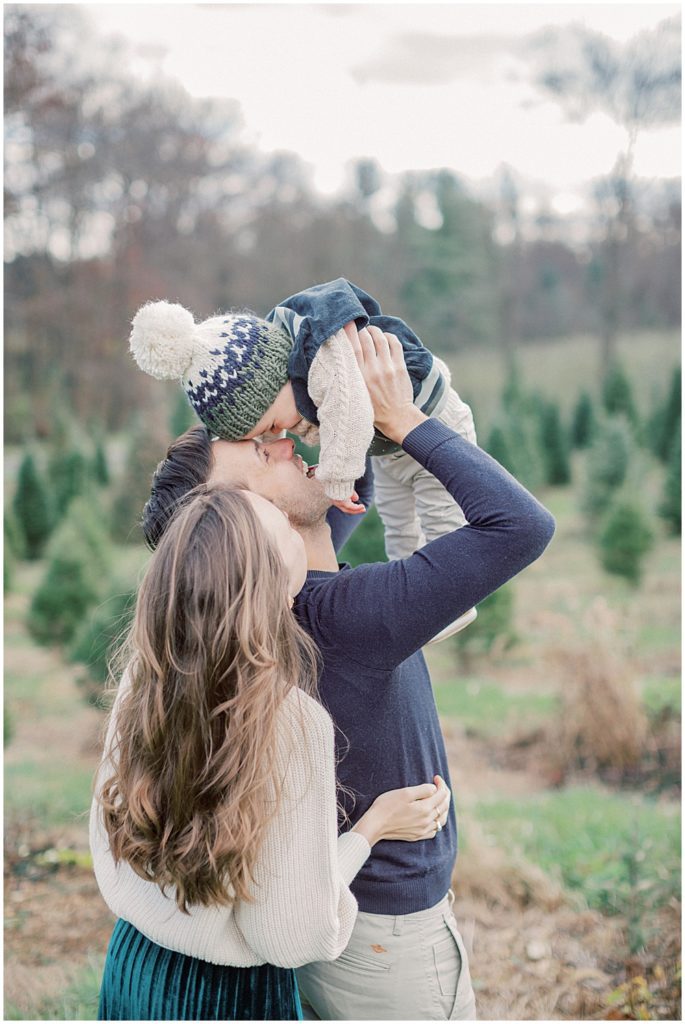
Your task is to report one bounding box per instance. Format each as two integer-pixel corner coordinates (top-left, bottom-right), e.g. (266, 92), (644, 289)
(243, 381), (301, 440)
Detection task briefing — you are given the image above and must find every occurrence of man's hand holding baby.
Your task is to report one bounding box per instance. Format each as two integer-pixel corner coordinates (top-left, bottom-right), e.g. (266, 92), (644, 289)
(343, 322), (426, 445)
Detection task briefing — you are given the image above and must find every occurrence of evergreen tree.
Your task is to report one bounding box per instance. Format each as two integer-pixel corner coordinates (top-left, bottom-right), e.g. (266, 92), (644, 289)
(571, 391), (597, 449)
(653, 367), (681, 463)
(92, 437), (110, 486)
(4, 509), (25, 560)
(28, 498), (111, 645)
(601, 362), (638, 429)
(111, 418), (171, 544)
(397, 170), (498, 351)
(49, 447), (88, 519)
(453, 584), (516, 666)
(491, 369), (545, 491)
(659, 430), (681, 535)
(582, 417), (633, 524)
(4, 511), (25, 591)
(487, 411), (544, 492)
(501, 360), (525, 415)
(12, 452), (53, 558)
(4, 533), (14, 593)
(70, 586), (136, 705)
(67, 495), (112, 579)
(485, 423), (515, 474)
(538, 401), (571, 485)
(598, 498), (654, 584)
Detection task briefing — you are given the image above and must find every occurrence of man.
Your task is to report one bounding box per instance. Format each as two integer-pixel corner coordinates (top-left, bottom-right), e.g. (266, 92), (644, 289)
(139, 325), (555, 1019)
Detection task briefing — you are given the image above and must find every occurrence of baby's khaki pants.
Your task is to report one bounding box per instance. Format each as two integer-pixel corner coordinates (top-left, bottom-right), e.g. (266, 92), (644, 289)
(373, 364), (478, 561)
(296, 891), (477, 1020)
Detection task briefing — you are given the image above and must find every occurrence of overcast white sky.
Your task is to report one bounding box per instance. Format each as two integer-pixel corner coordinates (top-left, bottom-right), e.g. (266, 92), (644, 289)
(87, 3), (680, 209)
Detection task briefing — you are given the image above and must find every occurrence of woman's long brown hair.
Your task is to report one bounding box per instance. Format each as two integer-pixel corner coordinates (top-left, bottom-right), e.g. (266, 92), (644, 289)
(97, 486), (319, 912)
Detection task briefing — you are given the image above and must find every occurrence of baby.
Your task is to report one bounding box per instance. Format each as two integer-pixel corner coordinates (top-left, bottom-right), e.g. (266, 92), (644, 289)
(130, 278), (477, 642)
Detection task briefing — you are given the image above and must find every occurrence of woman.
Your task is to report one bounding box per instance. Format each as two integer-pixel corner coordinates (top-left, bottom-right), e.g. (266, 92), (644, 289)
(91, 485), (450, 1021)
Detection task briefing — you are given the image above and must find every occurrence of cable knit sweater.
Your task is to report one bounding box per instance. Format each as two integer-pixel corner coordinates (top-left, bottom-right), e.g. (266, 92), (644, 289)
(267, 278), (445, 502)
(299, 328), (375, 500)
(89, 680), (371, 968)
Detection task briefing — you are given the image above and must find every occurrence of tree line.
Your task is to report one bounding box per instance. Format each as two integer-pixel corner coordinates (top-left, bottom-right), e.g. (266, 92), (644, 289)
(4, 6), (681, 441)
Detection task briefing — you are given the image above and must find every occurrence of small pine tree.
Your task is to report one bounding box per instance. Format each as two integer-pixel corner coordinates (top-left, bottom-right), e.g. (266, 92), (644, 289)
(488, 412), (544, 492)
(49, 448), (88, 519)
(539, 402), (571, 486)
(499, 411), (540, 491)
(598, 498), (654, 584)
(28, 531), (101, 645)
(492, 372), (546, 491)
(12, 452), (53, 559)
(4, 510), (25, 560)
(4, 510), (25, 592)
(501, 360), (525, 415)
(4, 540), (13, 593)
(67, 495), (112, 578)
(70, 587), (136, 706)
(485, 423), (515, 474)
(92, 438), (110, 487)
(659, 429), (681, 535)
(453, 584), (516, 667)
(582, 417), (633, 524)
(571, 391), (596, 449)
(601, 363), (638, 429)
(28, 498), (111, 645)
(111, 419), (171, 544)
(653, 367), (681, 463)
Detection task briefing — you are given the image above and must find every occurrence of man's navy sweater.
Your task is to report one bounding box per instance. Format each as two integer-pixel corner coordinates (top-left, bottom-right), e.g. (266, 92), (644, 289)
(293, 419), (555, 916)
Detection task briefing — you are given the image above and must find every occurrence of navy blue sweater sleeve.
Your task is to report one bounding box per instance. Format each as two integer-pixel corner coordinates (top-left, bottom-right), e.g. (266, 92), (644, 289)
(313, 420), (556, 669)
(325, 458), (375, 554)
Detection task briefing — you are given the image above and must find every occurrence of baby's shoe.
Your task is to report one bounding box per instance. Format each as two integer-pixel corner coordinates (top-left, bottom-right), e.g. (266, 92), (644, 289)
(426, 607), (477, 645)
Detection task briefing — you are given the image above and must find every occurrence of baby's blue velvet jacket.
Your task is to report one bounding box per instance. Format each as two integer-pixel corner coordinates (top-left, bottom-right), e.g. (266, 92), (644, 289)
(266, 278), (445, 455)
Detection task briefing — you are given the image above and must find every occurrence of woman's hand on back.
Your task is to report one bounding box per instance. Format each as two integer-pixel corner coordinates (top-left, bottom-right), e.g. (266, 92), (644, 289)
(351, 775), (451, 846)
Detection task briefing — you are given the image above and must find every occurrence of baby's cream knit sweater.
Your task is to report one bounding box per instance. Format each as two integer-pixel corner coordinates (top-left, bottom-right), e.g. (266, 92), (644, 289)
(90, 679), (370, 968)
(301, 329), (375, 501)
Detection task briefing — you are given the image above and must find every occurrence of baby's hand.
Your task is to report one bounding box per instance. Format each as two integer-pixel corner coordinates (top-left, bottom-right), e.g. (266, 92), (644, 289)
(331, 490), (366, 516)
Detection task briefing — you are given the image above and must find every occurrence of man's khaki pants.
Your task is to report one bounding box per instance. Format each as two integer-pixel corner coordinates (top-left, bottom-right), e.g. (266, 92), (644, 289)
(296, 892), (477, 1020)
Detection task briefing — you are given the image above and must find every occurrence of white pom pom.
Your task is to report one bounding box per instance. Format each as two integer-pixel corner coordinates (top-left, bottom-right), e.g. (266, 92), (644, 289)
(129, 301), (198, 380)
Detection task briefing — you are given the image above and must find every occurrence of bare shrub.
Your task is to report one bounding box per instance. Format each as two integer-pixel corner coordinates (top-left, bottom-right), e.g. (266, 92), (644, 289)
(546, 600), (648, 780)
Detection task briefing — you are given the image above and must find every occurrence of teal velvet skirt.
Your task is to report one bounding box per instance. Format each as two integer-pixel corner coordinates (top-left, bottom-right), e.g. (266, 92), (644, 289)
(98, 918), (303, 1021)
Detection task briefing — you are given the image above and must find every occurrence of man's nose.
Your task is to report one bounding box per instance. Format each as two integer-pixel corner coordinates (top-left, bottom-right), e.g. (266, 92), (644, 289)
(265, 438), (295, 460)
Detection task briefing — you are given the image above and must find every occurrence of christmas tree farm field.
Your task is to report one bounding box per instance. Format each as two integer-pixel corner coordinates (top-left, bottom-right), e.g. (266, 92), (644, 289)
(4, 459), (680, 1019)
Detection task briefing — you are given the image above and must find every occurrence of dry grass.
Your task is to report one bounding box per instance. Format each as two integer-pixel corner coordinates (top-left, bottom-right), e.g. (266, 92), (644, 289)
(545, 601), (649, 781)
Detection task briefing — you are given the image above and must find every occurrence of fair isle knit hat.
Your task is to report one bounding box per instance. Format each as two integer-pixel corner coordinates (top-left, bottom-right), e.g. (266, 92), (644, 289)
(129, 301), (293, 439)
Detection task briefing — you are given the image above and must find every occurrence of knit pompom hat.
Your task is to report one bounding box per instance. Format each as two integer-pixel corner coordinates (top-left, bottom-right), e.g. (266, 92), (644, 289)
(129, 301), (293, 439)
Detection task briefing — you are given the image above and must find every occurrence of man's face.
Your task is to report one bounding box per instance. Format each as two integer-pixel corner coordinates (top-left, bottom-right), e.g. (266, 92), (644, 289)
(209, 436), (331, 528)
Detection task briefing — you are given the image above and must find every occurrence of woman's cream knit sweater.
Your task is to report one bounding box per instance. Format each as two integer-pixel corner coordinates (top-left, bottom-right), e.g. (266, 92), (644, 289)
(89, 680), (371, 968)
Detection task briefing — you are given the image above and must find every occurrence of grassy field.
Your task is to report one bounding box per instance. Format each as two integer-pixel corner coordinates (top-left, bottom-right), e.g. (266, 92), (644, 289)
(446, 329), (680, 434)
(473, 787), (680, 917)
(4, 959), (104, 1021)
